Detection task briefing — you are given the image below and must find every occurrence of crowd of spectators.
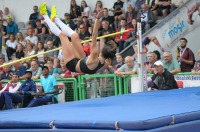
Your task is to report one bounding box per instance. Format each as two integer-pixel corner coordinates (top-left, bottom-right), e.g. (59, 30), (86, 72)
(0, 0), (198, 109)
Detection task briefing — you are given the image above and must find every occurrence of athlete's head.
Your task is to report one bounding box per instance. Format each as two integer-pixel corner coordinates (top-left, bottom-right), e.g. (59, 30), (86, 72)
(101, 40), (117, 61)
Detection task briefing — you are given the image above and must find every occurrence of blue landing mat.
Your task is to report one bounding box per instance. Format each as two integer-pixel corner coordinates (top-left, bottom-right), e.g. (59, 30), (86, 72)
(1, 87), (200, 131)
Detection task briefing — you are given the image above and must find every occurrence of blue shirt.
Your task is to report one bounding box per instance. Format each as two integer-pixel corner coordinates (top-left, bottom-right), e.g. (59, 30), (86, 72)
(49, 68), (58, 75)
(18, 79), (36, 96)
(40, 75), (58, 99)
(6, 21), (19, 35)
(13, 65), (27, 77)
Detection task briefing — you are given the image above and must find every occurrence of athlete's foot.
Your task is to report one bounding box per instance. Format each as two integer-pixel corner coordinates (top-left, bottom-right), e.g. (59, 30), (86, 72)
(51, 5), (58, 22)
(40, 2), (47, 16)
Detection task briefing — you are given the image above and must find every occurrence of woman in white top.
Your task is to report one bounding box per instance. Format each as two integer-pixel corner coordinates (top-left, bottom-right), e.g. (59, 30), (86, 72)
(25, 43), (36, 57)
(16, 32), (26, 47)
(36, 41), (46, 63)
(80, 0), (91, 17)
(5, 33), (17, 60)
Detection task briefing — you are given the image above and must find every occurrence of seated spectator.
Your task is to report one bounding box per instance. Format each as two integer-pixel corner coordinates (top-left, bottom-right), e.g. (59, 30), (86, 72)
(34, 19), (49, 43)
(27, 66), (58, 107)
(16, 32), (26, 46)
(99, 20), (115, 43)
(24, 43), (36, 58)
(5, 16), (18, 35)
(153, 0), (171, 17)
(192, 49), (200, 74)
(148, 60), (178, 90)
(82, 16), (91, 30)
(12, 59), (27, 80)
(62, 13), (75, 30)
(0, 70), (36, 109)
(137, 4), (156, 33)
(79, 24), (90, 40)
(82, 37), (91, 56)
(29, 60), (42, 80)
(46, 59), (58, 76)
(25, 28), (38, 47)
(29, 5), (39, 28)
(5, 33), (17, 60)
(102, 8), (114, 28)
(80, 0), (91, 18)
(45, 40), (58, 61)
(122, 0), (136, 14)
(15, 43), (25, 59)
(146, 52), (157, 74)
(115, 53), (124, 69)
(0, 64), (13, 81)
(95, 0), (103, 13)
(162, 51), (180, 74)
(22, 62), (30, 69)
(70, 0), (81, 19)
(125, 4), (138, 26)
(58, 58), (68, 78)
(177, 38), (195, 72)
(115, 56), (138, 76)
(45, 29), (60, 48)
(36, 41), (46, 64)
(115, 19), (131, 52)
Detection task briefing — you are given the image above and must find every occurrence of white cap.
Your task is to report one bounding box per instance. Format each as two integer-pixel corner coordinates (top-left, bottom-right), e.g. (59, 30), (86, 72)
(154, 60), (163, 67)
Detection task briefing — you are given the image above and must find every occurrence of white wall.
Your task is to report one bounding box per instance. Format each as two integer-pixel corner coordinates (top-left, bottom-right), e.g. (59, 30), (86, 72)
(0, 0), (121, 23)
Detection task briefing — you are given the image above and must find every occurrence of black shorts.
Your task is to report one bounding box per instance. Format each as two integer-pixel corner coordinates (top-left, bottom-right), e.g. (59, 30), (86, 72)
(65, 58), (80, 72)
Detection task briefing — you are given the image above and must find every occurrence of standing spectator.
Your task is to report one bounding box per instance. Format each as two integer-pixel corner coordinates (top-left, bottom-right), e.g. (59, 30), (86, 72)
(115, 19), (131, 52)
(29, 5), (39, 28)
(27, 66), (58, 107)
(95, 1), (104, 13)
(34, 19), (49, 43)
(16, 32), (26, 46)
(80, 0), (91, 17)
(29, 60), (42, 80)
(25, 28), (38, 47)
(148, 60), (178, 90)
(163, 51), (180, 74)
(146, 52), (157, 74)
(70, 0), (81, 19)
(12, 59), (27, 80)
(115, 53), (124, 69)
(115, 56), (138, 76)
(62, 13), (75, 30)
(5, 33), (17, 60)
(153, 0), (171, 17)
(15, 43), (25, 59)
(177, 38), (195, 72)
(192, 49), (200, 74)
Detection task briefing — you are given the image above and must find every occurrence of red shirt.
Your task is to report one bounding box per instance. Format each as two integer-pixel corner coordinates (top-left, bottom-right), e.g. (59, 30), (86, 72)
(115, 26), (131, 41)
(82, 44), (91, 56)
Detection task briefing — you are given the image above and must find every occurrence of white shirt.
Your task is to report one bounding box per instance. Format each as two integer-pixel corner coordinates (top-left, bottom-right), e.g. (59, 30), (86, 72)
(25, 35), (38, 46)
(6, 40), (17, 49)
(171, 0), (188, 7)
(58, 49), (64, 59)
(0, 82), (21, 93)
(141, 12), (148, 22)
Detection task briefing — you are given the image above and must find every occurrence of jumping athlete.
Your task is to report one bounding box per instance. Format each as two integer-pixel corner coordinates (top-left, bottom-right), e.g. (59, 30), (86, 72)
(40, 2), (117, 74)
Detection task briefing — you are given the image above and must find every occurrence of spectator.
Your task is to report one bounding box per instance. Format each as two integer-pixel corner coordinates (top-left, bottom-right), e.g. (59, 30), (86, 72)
(27, 66), (59, 107)
(25, 28), (38, 47)
(95, 0), (103, 13)
(153, 0), (171, 17)
(62, 13), (75, 30)
(99, 20), (115, 43)
(29, 5), (39, 28)
(16, 32), (26, 46)
(102, 8), (114, 27)
(115, 53), (124, 69)
(34, 19), (49, 43)
(5, 33), (17, 60)
(81, 0), (91, 17)
(22, 62), (30, 69)
(45, 40), (58, 61)
(58, 58), (68, 78)
(122, 0), (137, 14)
(70, 0), (81, 19)
(148, 60), (178, 90)
(177, 38), (195, 72)
(115, 56), (138, 76)
(82, 37), (91, 56)
(146, 52), (157, 74)
(12, 59), (27, 80)
(0, 70), (36, 109)
(46, 59), (58, 76)
(3, 7), (14, 25)
(153, 50), (161, 60)
(0, 57), (5, 75)
(124, 19), (137, 47)
(192, 49), (200, 74)
(115, 19), (131, 52)
(25, 43), (36, 58)
(0, 64), (13, 81)
(36, 41), (46, 64)
(0, 19), (7, 52)
(5, 16), (18, 35)
(29, 60), (42, 80)
(125, 4), (138, 26)
(45, 28), (60, 48)
(79, 24), (90, 40)
(163, 51), (180, 74)
(137, 4), (156, 33)
(15, 43), (25, 59)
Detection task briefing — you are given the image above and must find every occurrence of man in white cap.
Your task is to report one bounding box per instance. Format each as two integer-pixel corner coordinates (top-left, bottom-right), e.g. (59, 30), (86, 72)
(148, 60), (178, 90)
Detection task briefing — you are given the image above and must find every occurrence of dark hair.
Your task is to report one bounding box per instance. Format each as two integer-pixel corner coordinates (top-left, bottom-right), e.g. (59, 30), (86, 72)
(42, 66), (49, 71)
(35, 19), (41, 23)
(180, 38), (187, 43)
(104, 8), (108, 12)
(101, 40), (116, 60)
(153, 50), (161, 60)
